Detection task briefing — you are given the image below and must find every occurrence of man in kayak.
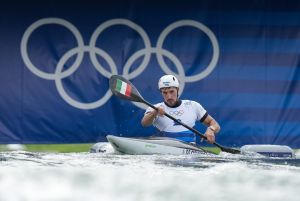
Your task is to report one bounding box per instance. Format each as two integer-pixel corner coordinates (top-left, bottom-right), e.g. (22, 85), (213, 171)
(141, 74), (220, 144)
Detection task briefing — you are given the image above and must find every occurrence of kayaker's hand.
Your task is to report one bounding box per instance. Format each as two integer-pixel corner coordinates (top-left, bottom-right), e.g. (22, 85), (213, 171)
(142, 107), (164, 127)
(205, 128), (215, 144)
(153, 106), (165, 117)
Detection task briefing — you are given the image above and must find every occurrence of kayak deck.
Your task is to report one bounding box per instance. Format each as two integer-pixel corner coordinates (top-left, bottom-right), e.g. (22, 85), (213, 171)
(106, 135), (208, 155)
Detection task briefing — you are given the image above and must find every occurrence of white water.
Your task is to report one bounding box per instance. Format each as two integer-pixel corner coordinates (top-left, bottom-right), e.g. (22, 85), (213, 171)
(1, 150), (300, 201)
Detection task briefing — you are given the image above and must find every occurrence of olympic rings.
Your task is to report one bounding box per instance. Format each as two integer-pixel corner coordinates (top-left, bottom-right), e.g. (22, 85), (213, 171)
(169, 110), (185, 116)
(20, 18), (219, 110)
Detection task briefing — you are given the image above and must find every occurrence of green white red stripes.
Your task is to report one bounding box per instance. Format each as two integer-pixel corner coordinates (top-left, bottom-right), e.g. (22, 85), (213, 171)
(116, 79), (132, 97)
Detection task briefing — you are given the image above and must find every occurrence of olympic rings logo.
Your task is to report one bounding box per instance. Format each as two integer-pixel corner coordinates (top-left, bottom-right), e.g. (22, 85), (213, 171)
(20, 18), (219, 110)
(169, 110), (185, 116)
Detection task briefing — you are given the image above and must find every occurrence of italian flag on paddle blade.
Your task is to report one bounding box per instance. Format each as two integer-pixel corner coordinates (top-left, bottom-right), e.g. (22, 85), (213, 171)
(115, 79), (132, 97)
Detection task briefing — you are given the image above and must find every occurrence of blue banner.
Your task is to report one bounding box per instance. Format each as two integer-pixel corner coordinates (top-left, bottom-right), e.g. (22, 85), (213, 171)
(1, 0), (300, 148)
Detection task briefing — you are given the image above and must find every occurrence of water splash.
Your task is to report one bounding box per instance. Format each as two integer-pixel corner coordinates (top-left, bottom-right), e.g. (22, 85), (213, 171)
(0, 151), (300, 201)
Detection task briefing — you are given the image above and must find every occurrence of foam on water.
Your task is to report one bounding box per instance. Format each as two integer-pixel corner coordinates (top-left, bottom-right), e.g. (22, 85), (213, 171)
(0, 151), (300, 201)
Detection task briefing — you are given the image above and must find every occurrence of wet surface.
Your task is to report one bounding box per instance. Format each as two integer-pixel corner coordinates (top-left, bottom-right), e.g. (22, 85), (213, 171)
(0, 151), (300, 201)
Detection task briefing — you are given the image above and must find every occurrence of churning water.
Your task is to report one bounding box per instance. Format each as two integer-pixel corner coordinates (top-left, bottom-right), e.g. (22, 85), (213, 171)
(1, 147), (300, 201)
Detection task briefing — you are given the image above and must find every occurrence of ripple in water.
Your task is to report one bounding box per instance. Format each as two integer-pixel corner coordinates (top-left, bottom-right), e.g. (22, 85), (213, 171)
(0, 150), (300, 201)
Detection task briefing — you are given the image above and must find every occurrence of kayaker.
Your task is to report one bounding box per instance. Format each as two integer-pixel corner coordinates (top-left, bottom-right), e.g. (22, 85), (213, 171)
(141, 74), (220, 144)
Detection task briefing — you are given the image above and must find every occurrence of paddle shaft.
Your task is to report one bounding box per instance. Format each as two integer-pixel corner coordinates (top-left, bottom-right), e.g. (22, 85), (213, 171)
(141, 99), (227, 151)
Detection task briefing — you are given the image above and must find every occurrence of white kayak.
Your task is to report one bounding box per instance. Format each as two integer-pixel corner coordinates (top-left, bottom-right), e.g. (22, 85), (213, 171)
(105, 135), (208, 155)
(90, 135), (295, 157)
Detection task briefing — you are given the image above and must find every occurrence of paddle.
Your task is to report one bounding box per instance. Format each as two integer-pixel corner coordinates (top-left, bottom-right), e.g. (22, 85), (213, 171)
(109, 75), (241, 154)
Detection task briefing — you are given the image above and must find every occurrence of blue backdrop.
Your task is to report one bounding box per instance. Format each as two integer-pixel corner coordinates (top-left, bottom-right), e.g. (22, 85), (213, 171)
(1, 0), (300, 147)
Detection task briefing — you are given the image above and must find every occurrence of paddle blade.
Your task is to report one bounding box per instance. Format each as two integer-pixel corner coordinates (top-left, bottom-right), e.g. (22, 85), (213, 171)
(219, 145), (241, 154)
(109, 75), (144, 103)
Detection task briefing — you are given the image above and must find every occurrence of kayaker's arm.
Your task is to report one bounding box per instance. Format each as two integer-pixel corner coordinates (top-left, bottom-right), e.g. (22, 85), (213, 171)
(202, 114), (221, 143)
(141, 107), (164, 127)
(203, 115), (220, 133)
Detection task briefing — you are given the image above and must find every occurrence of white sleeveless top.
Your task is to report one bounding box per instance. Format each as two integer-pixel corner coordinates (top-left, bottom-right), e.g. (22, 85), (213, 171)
(145, 100), (207, 132)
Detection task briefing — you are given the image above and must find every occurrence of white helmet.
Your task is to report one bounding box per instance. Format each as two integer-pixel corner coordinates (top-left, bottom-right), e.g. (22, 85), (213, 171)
(158, 75), (179, 89)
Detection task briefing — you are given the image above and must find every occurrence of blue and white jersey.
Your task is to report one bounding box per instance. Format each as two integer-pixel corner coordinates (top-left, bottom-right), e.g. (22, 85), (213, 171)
(145, 100), (207, 142)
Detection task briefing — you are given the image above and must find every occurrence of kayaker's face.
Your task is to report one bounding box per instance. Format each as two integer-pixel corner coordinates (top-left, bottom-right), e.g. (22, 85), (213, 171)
(161, 87), (178, 106)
